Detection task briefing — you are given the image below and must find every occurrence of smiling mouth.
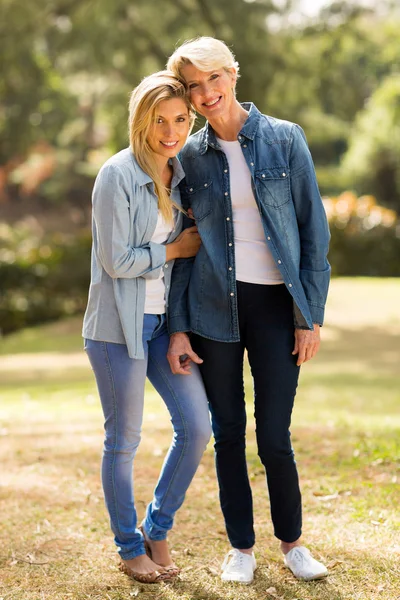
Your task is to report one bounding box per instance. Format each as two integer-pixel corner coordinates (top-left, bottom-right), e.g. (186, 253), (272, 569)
(203, 96), (222, 107)
(160, 141), (179, 147)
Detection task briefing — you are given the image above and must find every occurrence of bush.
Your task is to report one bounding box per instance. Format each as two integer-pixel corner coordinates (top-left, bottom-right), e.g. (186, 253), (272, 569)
(325, 192), (400, 276)
(1, 192), (399, 337)
(0, 220), (91, 335)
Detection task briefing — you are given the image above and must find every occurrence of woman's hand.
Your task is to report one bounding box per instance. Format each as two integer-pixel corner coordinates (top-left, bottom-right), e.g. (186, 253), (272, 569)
(292, 324), (321, 366)
(166, 226), (201, 261)
(167, 332), (203, 375)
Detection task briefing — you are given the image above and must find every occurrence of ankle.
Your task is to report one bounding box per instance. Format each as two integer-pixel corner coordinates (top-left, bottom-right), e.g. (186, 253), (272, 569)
(237, 547), (254, 556)
(281, 539), (301, 555)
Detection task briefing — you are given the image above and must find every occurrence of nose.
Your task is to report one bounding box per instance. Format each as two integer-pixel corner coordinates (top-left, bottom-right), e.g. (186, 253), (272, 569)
(163, 122), (175, 138)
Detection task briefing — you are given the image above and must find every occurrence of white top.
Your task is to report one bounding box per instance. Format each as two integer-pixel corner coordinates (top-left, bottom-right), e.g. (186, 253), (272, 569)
(217, 138), (283, 285)
(144, 210), (175, 314)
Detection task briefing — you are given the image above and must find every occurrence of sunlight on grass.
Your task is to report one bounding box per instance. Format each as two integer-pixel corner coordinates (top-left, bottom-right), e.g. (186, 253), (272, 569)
(1, 279), (399, 600)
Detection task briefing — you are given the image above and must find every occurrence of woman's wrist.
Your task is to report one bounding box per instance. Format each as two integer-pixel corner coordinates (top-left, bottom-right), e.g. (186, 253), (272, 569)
(166, 241), (179, 261)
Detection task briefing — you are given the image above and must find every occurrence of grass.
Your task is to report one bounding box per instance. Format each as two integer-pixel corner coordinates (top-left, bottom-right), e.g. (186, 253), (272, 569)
(0, 278), (399, 600)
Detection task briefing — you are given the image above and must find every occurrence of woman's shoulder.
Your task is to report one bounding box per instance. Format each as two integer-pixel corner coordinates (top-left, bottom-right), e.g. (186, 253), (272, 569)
(99, 148), (134, 176)
(96, 148), (150, 186)
(258, 113), (301, 139)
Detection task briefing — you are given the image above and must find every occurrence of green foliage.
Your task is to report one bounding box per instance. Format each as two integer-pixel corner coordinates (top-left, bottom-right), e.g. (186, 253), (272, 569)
(341, 75), (400, 211)
(325, 192), (400, 276)
(0, 222), (91, 335)
(1, 0), (400, 335)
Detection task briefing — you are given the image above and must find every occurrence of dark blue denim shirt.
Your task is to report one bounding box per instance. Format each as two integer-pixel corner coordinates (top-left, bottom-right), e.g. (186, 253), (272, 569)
(168, 103), (331, 341)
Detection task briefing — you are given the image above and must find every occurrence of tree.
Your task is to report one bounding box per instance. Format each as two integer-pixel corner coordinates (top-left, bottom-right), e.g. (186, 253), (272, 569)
(342, 74), (400, 212)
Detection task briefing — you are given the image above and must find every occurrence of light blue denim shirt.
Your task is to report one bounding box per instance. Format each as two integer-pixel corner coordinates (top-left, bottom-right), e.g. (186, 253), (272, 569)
(168, 103), (331, 341)
(82, 148), (185, 358)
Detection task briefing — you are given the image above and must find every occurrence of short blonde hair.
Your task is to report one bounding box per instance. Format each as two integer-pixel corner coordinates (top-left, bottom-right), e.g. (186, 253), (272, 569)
(128, 71), (195, 223)
(167, 37), (240, 81)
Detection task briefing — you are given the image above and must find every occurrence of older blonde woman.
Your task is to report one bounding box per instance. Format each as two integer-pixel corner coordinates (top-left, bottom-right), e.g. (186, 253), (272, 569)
(166, 38), (330, 583)
(83, 71), (211, 583)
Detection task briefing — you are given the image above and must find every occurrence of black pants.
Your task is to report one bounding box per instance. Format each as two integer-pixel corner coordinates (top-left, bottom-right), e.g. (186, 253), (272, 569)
(192, 281), (302, 548)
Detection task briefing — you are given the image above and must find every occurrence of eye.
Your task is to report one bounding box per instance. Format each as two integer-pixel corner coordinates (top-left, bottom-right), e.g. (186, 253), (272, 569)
(156, 117), (163, 124)
(210, 73), (219, 81)
(189, 83), (198, 89)
(177, 116), (187, 122)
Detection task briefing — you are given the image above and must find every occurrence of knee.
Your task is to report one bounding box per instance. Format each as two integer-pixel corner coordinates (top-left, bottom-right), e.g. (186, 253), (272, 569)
(103, 429), (141, 456)
(213, 420), (246, 451)
(178, 419), (212, 451)
(257, 440), (295, 473)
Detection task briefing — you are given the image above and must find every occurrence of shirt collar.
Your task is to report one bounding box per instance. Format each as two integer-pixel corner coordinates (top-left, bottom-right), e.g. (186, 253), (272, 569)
(199, 102), (261, 154)
(129, 149), (185, 188)
(170, 156), (186, 188)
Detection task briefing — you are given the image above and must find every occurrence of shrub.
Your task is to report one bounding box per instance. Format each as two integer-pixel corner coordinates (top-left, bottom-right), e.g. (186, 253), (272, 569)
(0, 220), (91, 335)
(325, 192), (400, 276)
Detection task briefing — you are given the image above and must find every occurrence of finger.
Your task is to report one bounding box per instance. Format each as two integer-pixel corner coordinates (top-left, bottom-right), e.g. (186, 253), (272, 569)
(174, 364), (193, 375)
(179, 356), (192, 369)
(187, 350), (203, 364)
(296, 344), (307, 366)
(187, 208), (195, 219)
(292, 338), (299, 356)
(167, 354), (183, 375)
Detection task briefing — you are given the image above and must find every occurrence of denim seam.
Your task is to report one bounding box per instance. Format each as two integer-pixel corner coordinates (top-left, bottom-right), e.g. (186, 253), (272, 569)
(147, 352), (188, 534)
(102, 341), (124, 541)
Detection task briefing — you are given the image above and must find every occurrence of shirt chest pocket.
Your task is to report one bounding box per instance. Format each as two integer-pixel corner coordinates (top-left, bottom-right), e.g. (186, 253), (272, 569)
(184, 180), (213, 221)
(255, 167), (290, 208)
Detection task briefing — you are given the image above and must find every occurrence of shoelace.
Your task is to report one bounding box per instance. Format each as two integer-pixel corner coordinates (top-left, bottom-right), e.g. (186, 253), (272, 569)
(289, 548), (312, 568)
(222, 550), (246, 572)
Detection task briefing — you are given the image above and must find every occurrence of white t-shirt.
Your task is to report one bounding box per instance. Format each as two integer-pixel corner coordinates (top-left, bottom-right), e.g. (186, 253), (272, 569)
(144, 211), (174, 314)
(217, 138), (283, 285)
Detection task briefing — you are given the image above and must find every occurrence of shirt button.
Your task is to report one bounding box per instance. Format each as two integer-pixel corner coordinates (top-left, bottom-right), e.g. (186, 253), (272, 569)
(230, 292), (235, 297)
(225, 192), (228, 196)
(288, 283), (292, 287)
(267, 236), (271, 240)
(204, 183), (208, 187)
(228, 267), (232, 271)
(228, 243), (233, 247)
(282, 172), (286, 177)
(165, 264), (169, 268)
(224, 169), (228, 173)
(189, 188), (193, 192)
(238, 136), (242, 141)
(262, 174), (266, 178)
(278, 260), (282, 264)
(243, 144), (247, 148)
(226, 217), (230, 221)
(250, 162), (254, 166)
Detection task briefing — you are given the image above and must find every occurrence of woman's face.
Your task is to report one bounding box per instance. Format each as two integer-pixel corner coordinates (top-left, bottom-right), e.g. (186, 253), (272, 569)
(181, 63), (236, 120)
(147, 97), (191, 160)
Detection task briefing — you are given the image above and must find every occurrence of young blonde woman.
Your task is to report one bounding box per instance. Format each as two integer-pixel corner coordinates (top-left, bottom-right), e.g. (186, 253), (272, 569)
(166, 38), (330, 583)
(82, 71), (211, 583)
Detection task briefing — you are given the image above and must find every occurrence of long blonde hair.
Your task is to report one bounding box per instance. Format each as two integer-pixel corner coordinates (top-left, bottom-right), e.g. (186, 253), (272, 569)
(129, 71), (195, 224)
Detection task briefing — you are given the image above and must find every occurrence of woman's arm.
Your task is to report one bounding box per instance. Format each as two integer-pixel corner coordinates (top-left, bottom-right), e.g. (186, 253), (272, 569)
(93, 164), (166, 279)
(93, 164), (200, 279)
(289, 124), (331, 326)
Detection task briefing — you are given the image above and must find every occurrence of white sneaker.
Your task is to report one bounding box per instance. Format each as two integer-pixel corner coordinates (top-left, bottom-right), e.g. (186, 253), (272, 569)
(221, 548), (257, 584)
(284, 546), (328, 581)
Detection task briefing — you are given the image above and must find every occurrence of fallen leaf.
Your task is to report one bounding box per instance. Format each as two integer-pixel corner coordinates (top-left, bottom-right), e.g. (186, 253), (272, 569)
(266, 587), (281, 598)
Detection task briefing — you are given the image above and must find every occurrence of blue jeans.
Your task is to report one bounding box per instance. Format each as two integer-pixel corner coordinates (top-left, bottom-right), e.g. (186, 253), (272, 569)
(85, 314), (211, 560)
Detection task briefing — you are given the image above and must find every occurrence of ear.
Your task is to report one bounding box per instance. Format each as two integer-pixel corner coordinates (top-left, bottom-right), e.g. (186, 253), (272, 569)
(228, 67), (237, 90)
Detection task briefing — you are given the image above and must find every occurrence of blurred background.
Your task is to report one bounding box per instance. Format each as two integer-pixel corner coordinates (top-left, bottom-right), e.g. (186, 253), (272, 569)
(0, 0), (399, 336)
(1, 4), (399, 597)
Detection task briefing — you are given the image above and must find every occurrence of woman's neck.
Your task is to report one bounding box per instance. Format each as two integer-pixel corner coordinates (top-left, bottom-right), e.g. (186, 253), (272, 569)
(208, 100), (249, 141)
